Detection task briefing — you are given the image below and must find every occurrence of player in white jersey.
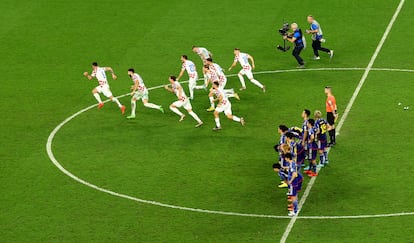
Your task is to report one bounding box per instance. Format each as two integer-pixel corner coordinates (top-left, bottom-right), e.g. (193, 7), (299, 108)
(228, 48), (265, 92)
(164, 75), (203, 128)
(192, 46), (213, 86)
(83, 62), (126, 114)
(126, 68), (164, 119)
(176, 55), (205, 100)
(205, 58), (239, 111)
(192, 46), (212, 63)
(211, 81), (245, 131)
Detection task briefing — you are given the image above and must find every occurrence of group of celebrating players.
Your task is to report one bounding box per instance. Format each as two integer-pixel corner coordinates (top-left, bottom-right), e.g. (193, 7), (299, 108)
(83, 46), (266, 130)
(273, 86), (338, 216)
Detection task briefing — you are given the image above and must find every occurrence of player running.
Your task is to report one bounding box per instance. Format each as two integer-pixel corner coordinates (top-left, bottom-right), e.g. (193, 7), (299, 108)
(126, 68), (164, 119)
(176, 55), (204, 100)
(164, 76), (203, 128)
(192, 46), (213, 63)
(83, 62), (125, 114)
(228, 48), (265, 92)
(211, 81), (245, 131)
(205, 58), (239, 111)
(192, 46), (213, 86)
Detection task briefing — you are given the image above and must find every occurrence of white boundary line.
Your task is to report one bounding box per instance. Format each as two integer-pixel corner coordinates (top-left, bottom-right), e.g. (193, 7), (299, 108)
(45, 68), (414, 220)
(280, 0), (406, 242)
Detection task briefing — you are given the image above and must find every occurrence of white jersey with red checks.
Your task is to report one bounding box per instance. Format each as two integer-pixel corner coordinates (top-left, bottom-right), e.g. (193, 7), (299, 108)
(172, 81), (188, 101)
(215, 88), (229, 106)
(91, 67), (108, 86)
(210, 63), (226, 83)
(132, 73), (147, 93)
(234, 52), (252, 71)
(182, 60), (197, 79)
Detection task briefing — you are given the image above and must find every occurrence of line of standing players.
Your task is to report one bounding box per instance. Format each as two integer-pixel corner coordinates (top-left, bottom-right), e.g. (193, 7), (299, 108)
(273, 109), (330, 216)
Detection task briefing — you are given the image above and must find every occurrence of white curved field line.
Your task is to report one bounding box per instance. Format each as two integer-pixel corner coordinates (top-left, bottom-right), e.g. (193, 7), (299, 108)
(46, 67), (414, 220)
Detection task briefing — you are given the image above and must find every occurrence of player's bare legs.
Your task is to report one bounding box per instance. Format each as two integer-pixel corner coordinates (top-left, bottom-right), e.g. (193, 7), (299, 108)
(92, 88), (104, 108)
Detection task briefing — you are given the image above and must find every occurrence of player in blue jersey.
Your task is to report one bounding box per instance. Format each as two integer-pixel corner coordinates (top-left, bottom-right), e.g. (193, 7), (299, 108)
(285, 152), (303, 216)
(305, 119), (318, 177)
(286, 132), (306, 172)
(301, 109), (310, 157)
(314, 110), (329, 167)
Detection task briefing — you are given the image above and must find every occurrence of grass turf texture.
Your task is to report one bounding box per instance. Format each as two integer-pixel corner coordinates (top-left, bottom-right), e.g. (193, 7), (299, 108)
(1, 0), (413, 242)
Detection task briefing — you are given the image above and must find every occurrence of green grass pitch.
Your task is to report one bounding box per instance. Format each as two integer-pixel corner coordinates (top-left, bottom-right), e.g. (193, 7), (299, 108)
(1, 0), (413, 242)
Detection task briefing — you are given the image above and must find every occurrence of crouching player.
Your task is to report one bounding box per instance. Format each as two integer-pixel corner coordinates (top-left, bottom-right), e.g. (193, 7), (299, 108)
(273, 163), (288, 190)
(285, 132), (306, 172)
(285, 152), (303, 216)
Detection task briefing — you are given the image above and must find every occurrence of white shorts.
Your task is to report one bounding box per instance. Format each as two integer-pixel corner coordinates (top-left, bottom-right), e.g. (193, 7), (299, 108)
(95, 84), (113, 98)
(172, 98), (192, 110)
(215, 101), (232, 116)
(219, 77), (227, 89)
(132, 90), (149, 101)
(188, 74), (199, 88)
(239, 69), (253, 79)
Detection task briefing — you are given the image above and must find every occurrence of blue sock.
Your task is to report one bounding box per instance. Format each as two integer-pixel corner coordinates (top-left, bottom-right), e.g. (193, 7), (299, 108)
(293, 199), (298, 213)
(312, 163), (317, 172)
(324, 151), (328, 162)
(319, 154), (325, 164)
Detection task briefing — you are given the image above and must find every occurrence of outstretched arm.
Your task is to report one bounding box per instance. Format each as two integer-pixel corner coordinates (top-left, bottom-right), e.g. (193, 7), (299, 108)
(104, 67), (117, 80)
(83, 72), (93, 80)
(177, 69), (185, 81)
(228, 60), (238, 71)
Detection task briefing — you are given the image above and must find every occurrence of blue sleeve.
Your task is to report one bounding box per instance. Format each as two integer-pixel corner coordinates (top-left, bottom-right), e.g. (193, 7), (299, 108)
(311, 23), (319, 30)
(293, 32), (301, 38)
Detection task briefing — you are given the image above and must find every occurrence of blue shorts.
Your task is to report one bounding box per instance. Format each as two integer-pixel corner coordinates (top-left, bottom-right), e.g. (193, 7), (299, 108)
(309, 149), (317, 161)
(318, 138), (327, 151)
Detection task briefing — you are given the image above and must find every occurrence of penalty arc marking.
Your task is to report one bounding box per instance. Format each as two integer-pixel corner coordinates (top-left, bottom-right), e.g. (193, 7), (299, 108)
(46, 67), (414, 220)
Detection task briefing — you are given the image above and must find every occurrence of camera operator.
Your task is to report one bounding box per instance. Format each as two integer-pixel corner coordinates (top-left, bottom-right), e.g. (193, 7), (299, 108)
(283, 23), (305, 68)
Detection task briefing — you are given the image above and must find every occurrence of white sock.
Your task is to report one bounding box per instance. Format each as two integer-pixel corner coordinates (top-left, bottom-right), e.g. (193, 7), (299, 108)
(214, 117), (221, 127)
(131, 100), (136, 116)
(144, 103), (160, 110)
(170, 106), (183, 117)
(232, 116), (241, 122)
(238, 74), (246, 88)
(250, 79), (264, 89)
(209, 96), (215, 108)
(188, 111), (202, 123)
(112, 97), (122, 108)
(194, 85), (205, 89)
(189, 83), (195, 99)
(227, 94), (237, 98)
(93, 93), (102, 103)
(224, 89), (234, 94)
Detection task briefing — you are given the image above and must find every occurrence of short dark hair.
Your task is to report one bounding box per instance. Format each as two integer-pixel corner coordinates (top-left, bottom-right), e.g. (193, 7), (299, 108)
(128, 68), (134, 73)
(273, 163), (281, 169)
(213, 81), (219, 87)
(92, 62), (98, 66)
(234, 48), (240, 51)
(308, 118), (315, 126)
(182, 55), (188, 60)
(285, 132), (295, 139)
(192, 46), (196, 49)
(279, 125), (289, 132)
(206, 58), (213, 62)
(203, 64), (210, 69)
(284, 153), (293, 160)
(170, 75), (176, 81)
(304, 109), (311, 117)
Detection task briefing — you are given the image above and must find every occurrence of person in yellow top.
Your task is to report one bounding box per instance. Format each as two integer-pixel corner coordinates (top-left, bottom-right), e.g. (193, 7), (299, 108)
(325, 86), (338, 146)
